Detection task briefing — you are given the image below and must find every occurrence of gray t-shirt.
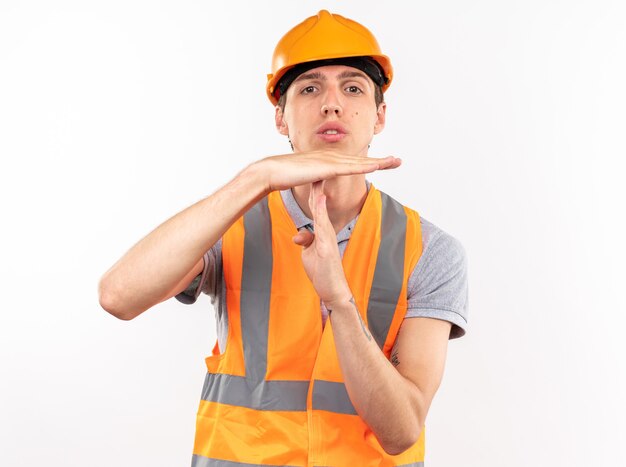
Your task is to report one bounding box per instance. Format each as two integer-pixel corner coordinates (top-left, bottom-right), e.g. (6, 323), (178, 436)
(178, 186), (468, 352)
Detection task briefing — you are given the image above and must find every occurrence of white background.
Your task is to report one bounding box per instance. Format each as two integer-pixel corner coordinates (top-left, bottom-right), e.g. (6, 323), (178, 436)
(1, 1), (625, 466)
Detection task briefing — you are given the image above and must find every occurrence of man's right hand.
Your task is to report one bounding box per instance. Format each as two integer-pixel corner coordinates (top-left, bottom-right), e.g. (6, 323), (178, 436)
(253, 150), (401, 192)
(99, 149), (400, 320)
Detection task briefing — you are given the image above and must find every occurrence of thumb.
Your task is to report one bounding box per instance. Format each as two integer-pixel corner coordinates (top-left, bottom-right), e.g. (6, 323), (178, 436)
(293, 228), (314, 247)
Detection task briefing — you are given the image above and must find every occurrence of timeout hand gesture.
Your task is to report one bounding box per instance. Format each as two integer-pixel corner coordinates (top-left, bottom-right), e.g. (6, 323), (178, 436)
(292, 180), (355, 309)
(259, 150), (401, 192)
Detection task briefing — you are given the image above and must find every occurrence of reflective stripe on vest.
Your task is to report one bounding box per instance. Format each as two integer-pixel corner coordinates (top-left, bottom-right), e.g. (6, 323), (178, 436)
(240, 198), (272, 383)
(192, 186), (424, 466)
(191, 455), (425, 467)
(368, 191), (407, 349)
(201, 373), (356, 415)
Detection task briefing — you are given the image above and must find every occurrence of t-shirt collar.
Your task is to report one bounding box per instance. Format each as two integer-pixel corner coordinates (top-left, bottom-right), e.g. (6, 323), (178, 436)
(278, 181), (371, 243)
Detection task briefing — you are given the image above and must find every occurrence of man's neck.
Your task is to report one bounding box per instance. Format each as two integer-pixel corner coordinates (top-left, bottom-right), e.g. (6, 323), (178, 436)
(291, 175), (369, 233)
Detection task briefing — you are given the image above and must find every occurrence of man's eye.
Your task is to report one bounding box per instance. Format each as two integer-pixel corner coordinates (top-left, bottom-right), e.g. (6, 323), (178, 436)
(301, 86), (316, 94)
(346, 85), (363, 94)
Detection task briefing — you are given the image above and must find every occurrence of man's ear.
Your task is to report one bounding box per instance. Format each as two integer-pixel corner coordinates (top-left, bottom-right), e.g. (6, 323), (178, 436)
(275, 105), (289, 136)
(374, 102), (387, 135)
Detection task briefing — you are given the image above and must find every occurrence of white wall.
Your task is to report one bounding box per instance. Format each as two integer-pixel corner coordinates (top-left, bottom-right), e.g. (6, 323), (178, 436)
(1, 1), (625, 465)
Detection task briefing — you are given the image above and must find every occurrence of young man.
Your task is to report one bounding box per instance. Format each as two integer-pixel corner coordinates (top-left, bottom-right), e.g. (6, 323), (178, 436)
(99, 10), (468, 466)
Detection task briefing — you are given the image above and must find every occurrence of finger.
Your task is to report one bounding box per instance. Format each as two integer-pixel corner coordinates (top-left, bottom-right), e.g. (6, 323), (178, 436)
(308, 180), (324, 215)
(313, 179), (325, 191)
(323, 150), (391, 163)
(306, 181), (328, 231)
(313, 179), (325, 199)
(308, 182), (315, 215)
(384, 156), (402, 169)
(313, 192), (334, 238)
(316, 193), (329, 224)
(325, 156), (400, 175)
(293, 229), (314, 247)
(371, 156), (402, 170)
(335, 153), (397, 164)
(328, 160), (393, 177)
(347, 162), (380, 175)
(306, 153), (392, 173)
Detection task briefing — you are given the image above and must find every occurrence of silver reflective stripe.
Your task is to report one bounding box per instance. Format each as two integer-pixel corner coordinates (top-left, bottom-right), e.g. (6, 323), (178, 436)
(312, 379), (357, 415)
(200, 372), (308, 411)
(192, 454), (299, 467)
(203, 198), (311, 411)
(192, 455), (422, 467)
(241, 198), (273, 382)
(367, 192), (407, 349)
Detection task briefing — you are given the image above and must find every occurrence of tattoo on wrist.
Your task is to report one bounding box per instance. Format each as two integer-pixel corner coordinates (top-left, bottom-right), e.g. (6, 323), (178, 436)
(326, 297), (372, 342)
(391, 349), (400, 367)
(351, 297), (372, 341)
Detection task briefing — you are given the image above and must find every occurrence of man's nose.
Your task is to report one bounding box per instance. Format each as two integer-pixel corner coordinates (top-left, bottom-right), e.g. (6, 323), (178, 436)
(321, 103), (342, 116)
(320, 89), (343, 116)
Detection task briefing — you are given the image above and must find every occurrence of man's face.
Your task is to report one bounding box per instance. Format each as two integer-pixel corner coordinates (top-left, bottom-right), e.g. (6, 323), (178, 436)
(275, 65), (386, 155)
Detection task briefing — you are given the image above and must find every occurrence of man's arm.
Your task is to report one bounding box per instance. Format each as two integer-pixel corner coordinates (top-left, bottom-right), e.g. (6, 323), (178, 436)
(98, 168), (266, 320)
(294, 180), (450, 455)
(331, 308), (450, 455)
(98, 152), (399, 320)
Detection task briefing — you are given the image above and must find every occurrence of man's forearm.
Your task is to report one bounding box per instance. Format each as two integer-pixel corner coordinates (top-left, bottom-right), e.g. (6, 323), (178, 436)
(328, 299), (425, 455)
(99, 164), (268, 319)
(99, 151), (398, 320)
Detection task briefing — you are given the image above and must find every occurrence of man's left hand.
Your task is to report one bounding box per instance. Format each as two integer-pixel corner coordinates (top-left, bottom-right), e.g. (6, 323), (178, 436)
(292, 180), (352, 308)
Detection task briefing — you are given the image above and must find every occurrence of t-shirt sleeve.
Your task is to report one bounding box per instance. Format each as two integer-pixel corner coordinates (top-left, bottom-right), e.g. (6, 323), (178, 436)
(175, 239), (222, 305)
(405, 220), (469, 339)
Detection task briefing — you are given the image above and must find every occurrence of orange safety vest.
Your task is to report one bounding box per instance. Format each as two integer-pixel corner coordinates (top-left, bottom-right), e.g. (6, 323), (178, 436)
(191, 185), (425, 467)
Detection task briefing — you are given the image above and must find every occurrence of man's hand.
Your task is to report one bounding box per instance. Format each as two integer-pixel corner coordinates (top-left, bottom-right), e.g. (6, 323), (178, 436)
(99, 149), (399, 321)
(292, 180), (353, 305)
(255, 150), (401, 192)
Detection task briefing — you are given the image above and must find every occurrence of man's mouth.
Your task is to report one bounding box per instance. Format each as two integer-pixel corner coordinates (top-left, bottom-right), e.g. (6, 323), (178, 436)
(316, 123), (347, 142)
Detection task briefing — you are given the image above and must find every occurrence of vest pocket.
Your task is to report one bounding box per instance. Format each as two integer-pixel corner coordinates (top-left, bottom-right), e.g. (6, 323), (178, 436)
(204, 339), (225, 373)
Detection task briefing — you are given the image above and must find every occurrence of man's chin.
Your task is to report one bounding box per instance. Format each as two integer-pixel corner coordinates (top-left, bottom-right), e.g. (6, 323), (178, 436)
(308, 140), (352, 152)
